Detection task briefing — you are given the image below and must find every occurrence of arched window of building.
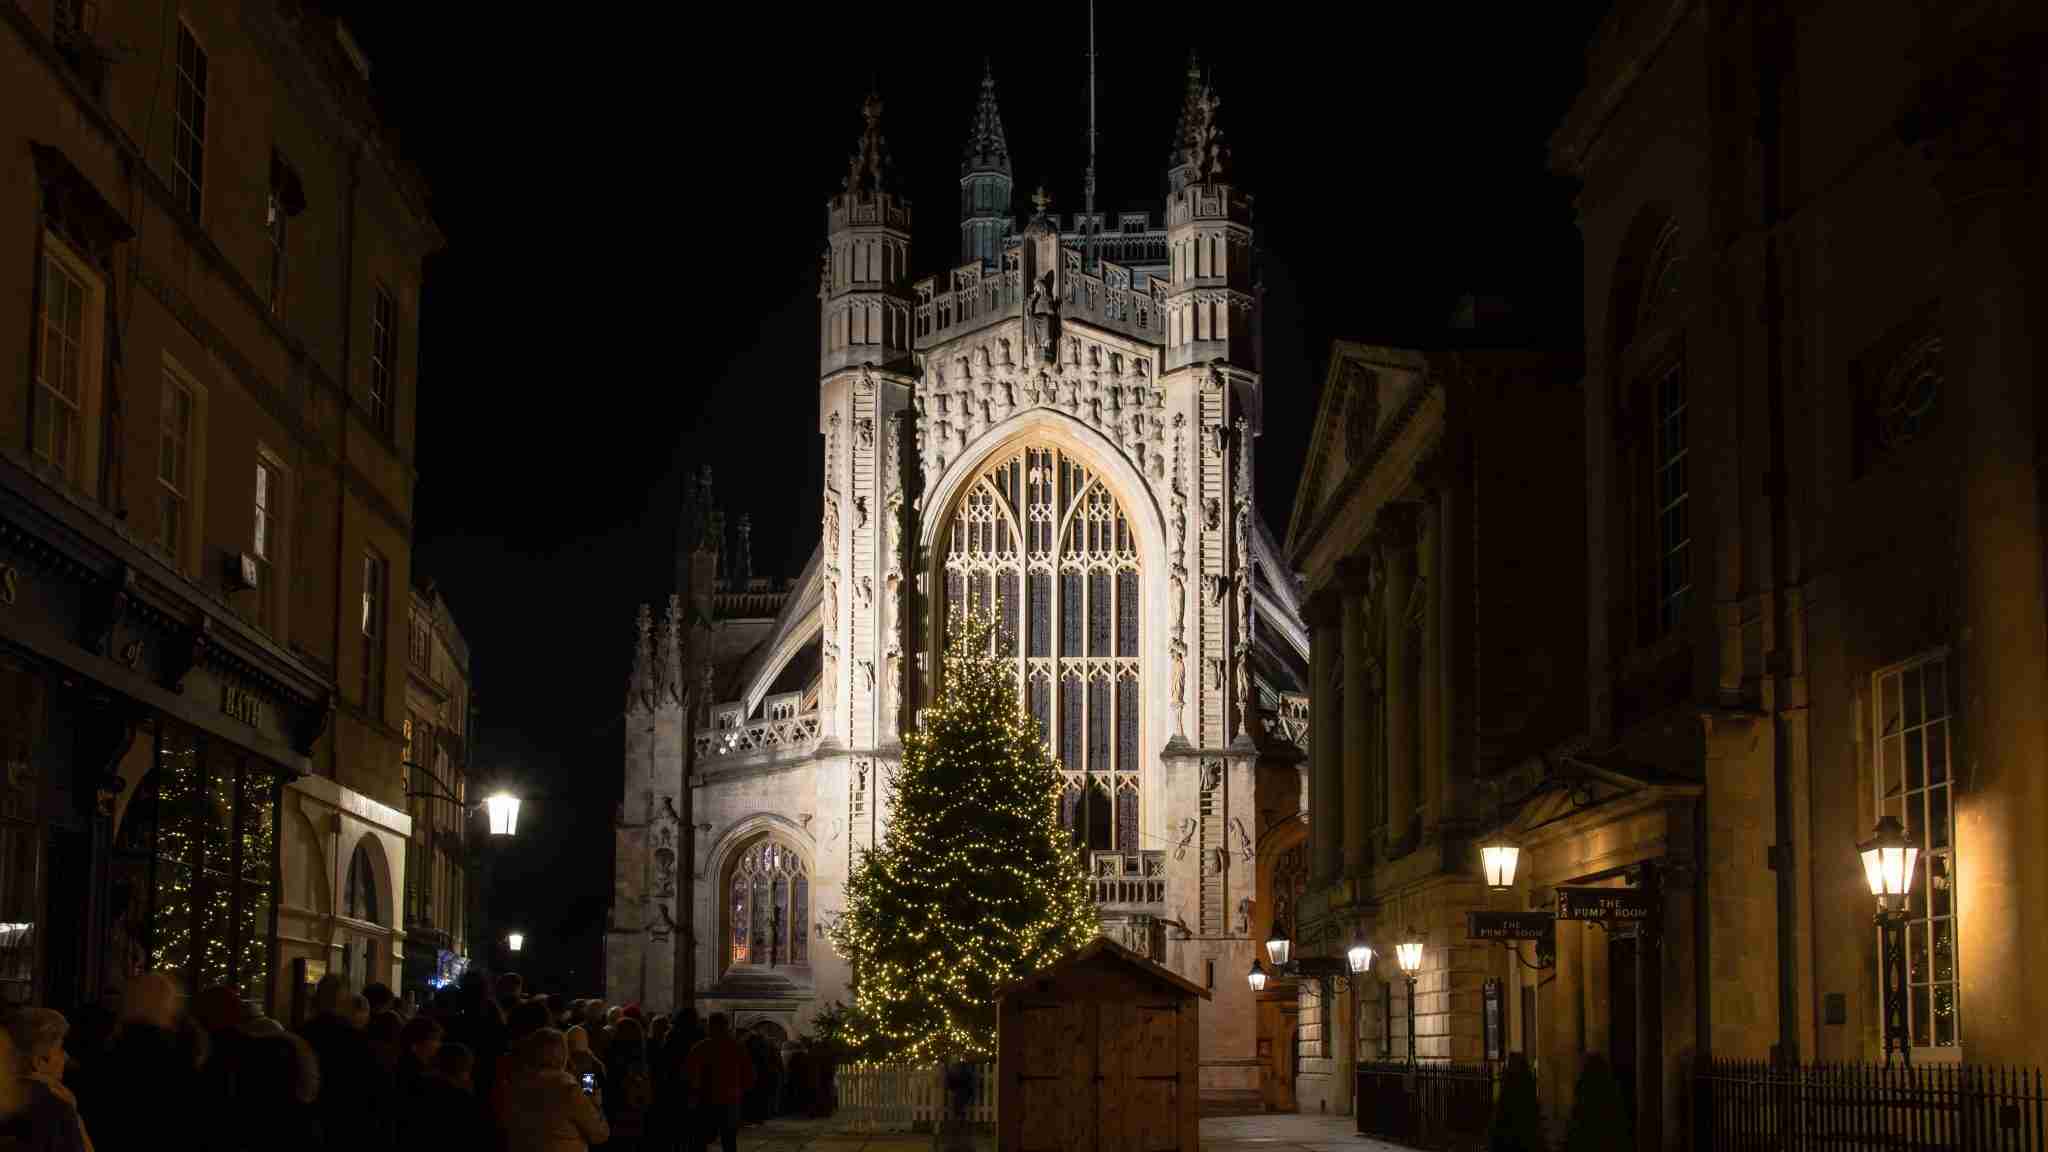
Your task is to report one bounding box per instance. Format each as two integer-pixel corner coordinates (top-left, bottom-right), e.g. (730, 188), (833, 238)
(941, 445), (1142, 853)
(1611, 212), (1691, 653)
(726, 837), (808, 971)
(345, 841), (379, 925)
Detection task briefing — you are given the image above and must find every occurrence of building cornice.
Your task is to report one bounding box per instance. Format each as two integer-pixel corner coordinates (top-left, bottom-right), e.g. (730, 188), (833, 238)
(1549, 0), (1695, 180)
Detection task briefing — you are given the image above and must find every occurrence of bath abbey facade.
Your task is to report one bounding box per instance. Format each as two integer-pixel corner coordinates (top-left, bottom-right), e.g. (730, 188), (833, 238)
(608, 63), (1310, 1103)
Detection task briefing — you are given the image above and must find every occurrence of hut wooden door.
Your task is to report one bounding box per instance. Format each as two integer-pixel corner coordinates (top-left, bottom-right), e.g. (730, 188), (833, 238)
(1015, 998), (1186, 1151)
(1097, 1000), (1184, 1151)
(1016, 999), (1097, 1152)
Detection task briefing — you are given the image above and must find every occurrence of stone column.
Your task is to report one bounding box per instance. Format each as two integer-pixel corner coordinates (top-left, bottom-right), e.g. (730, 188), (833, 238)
(1340, 557), (1373, 884)
(1545, 916), (1585, 1145)
(1379, 507), (1418, 852)
(1308, 590), (1342, 883)
(1416, 499), (1443, 839)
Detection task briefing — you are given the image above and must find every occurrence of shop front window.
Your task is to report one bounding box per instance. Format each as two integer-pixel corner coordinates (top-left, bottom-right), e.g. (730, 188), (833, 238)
(133, 718), (280, 1006)
(0, 659), (45, 1008)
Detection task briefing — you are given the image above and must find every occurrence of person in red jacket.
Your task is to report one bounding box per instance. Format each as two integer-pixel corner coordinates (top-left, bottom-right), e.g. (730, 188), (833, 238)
(681, 1013), (755, 1152)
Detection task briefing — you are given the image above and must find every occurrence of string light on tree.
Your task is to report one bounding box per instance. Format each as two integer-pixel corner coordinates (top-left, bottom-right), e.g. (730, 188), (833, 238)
(829, 613), (1099, 1064)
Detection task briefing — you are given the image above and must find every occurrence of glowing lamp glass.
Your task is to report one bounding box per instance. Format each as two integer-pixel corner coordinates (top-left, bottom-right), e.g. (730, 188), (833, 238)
(1859, 815), (1918, 909)
(506, 932), (525, 953)
(1396, 935), (1425, 976)
(485, 793), (522, 837)
(1264, 923), (1292, 968)
(1247, 960), (1268, 992)
(1347, 941), (1375, 975)
(1481, 841), (1521, 891)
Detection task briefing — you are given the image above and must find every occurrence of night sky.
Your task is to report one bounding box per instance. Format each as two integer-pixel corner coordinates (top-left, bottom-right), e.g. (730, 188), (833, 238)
(347, 2), (1605, 991)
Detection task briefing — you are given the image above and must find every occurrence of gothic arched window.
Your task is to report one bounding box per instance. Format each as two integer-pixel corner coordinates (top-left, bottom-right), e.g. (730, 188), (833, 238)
(942, 445), (1142, 853)
(726, 838), (808, 971)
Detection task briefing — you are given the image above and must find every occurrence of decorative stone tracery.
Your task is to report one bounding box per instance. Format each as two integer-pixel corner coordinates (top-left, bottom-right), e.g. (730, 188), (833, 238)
(941, 444), (1144, 852)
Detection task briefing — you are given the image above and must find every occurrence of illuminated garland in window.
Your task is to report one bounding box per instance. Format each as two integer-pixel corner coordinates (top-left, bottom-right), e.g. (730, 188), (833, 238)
(829, 613), (1099, 1063)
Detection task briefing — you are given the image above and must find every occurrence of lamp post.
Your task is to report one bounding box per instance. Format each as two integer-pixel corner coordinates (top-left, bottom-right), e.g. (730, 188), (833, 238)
(1396, 930), (1425, 1064)
(1860, 815), (1918, 1065)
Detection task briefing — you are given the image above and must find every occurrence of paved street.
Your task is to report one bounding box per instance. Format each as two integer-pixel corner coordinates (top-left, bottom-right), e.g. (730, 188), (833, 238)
(732, 1113), (1416, 1151)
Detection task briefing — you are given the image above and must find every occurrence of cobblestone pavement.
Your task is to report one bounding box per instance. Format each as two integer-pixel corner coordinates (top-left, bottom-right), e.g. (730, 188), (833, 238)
(733, 1112), (1416, 1151)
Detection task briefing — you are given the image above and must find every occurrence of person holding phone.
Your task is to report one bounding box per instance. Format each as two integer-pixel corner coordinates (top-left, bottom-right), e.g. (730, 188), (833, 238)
(497, 1027), (609, 1152)
(565, 1026), (606, 1093)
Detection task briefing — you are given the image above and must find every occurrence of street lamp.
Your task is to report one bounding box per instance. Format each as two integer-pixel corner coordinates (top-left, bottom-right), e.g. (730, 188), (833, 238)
(1346, 929), (1375, 976)
(507, 931), (525, 954)
(1264, 919), (1293, 968)
(1480, 834), (1521, 892)
(1396, 929), (1425, 1063)
(484, 792), (522, 837)
(1860, 815), (1917, 1065)
(1248, 919), (1349, 992)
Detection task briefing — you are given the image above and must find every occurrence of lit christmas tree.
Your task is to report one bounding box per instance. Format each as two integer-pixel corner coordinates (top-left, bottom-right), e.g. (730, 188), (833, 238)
(830, 613), (1099, 1063)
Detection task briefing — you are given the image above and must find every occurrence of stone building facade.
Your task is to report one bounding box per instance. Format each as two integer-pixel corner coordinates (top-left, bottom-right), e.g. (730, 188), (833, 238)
(1282, 338), (1586, 1116)
(1281, 4), (2048, 1143)
(1401, 2), (2048, 1147)
(610, 64), (1310, 1104)
(1, 0), (436, 1017)
(401, 581), (473, 1000)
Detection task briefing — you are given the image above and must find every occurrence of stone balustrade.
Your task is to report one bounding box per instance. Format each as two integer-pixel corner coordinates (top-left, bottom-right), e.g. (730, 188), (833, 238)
(694, 711), (821, 760)
(913, 253), (1168, 350)
(1091, 850), (1167, 912)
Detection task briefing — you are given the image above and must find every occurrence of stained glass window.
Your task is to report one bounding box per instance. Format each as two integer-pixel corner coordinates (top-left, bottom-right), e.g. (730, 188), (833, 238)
(726, 838), (809, 973)
(943, 446), (1143, 852)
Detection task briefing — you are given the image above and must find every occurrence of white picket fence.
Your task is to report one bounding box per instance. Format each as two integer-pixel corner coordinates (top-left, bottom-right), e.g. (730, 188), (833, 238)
(833, 1061), (997, 1131)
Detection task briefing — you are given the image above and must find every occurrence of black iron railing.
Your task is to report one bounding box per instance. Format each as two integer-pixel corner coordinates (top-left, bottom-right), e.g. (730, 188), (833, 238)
(1697, 1059), (2045, 1152)
(1357, 1060), (1498, 1151)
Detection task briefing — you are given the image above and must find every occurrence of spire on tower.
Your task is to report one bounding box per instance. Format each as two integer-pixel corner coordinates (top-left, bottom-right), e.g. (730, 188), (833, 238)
(846, 91), (893, 194)
(959, 65), (1014, 269)
(1169, 53), (1231, 192)
(1169, 51), (1204, 172)
(962, 60), (1011, 177)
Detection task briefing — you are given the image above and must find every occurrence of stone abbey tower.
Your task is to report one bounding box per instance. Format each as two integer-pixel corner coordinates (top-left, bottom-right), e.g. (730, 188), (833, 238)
(610, 61), (1309, 1104)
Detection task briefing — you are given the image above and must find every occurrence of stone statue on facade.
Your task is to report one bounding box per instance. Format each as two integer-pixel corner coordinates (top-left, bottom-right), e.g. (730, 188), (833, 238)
(1028, 271), (1059, 364)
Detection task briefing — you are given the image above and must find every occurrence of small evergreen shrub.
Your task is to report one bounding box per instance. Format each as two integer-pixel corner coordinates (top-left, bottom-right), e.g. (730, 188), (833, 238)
(1564, 1052), (1633, 1152)
(1489, 1052), (1546, 1152)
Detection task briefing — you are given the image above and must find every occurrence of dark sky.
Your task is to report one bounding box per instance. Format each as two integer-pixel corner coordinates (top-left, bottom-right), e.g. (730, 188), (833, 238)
(347, 2), (1605, 990)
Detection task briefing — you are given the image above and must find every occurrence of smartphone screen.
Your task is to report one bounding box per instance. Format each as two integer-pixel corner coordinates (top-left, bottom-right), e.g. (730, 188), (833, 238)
(581, 1072), (596, 1094)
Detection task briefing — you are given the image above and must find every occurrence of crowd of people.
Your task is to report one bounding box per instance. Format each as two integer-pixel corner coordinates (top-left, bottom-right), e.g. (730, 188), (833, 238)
(0, 967), (832, 1151)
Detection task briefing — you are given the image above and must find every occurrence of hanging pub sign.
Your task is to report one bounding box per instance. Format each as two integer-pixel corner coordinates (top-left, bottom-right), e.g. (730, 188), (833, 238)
(1467, 911), (1554, 942)
(1555, 885), (1658, 926)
